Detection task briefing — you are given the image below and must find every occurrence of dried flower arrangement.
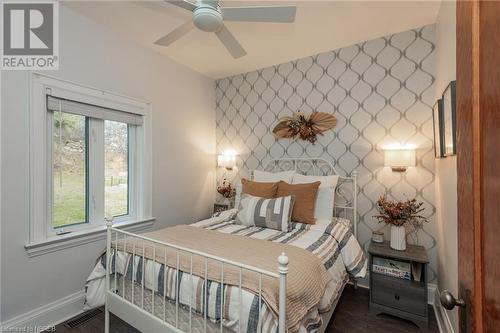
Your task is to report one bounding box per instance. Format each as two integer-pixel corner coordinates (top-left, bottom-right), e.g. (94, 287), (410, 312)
(273, 111), (337, 144)
(217, 178), (236, 199)
(374, 195), (429, 228)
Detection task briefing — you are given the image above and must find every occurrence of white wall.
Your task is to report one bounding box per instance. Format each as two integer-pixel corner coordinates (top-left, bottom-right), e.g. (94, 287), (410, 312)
(0, 4), (215, 323)
(434, 1), (458, 331)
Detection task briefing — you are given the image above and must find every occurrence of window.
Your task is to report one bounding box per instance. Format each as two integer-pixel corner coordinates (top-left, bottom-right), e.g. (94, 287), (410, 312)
(28, 74), (152, 253)
(52, 112), (88, 229)
(105, 120), (129, 218)
(50, 114), (133, 231)
(46, 96), (143, 235)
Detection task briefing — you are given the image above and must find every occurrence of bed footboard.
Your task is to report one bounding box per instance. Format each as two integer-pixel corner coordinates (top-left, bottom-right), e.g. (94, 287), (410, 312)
(104, 222), (288, 333)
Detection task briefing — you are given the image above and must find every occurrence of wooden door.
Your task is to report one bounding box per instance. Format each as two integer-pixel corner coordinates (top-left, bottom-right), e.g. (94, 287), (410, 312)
(456, 0), (500, 331)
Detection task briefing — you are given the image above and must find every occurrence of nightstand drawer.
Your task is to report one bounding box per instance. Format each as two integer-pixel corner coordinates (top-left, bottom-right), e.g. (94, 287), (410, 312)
(372, 274), (427, 316)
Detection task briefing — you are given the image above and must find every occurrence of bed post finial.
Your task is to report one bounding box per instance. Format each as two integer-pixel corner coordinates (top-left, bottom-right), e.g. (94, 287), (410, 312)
(278, 252), (289, 271)
(278, 252), (288, 333)
(105, 217), (114, 228)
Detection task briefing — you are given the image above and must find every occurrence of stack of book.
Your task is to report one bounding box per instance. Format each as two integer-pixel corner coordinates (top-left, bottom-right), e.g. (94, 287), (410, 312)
(372, 257), (411, 280)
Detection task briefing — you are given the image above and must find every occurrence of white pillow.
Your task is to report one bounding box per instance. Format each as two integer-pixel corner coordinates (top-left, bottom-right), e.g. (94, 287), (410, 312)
(292, 174), (339, 223)
(252, 170), (295, 183)
(315, 218), (333, 226)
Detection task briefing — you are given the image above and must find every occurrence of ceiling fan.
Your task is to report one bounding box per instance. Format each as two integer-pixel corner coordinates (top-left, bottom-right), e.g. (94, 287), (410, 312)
(154, 0), (297, 58)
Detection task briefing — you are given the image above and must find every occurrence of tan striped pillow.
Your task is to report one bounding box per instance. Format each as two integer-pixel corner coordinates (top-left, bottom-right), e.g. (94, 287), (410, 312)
(235, 194), (295, 231)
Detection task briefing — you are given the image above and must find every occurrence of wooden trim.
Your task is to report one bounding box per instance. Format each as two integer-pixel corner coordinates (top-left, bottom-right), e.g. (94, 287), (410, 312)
(457, 0), (500, 330)
(477, 2), (500, 330)
(456, 1), (479, 331)
(470, 2), (484, 331)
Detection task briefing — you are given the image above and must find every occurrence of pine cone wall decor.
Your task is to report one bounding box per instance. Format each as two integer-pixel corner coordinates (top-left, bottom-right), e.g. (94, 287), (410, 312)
(272, 111), (337, 144)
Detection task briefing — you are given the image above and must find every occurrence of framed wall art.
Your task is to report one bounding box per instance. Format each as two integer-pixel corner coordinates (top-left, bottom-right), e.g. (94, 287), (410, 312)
(442, 81), (457, 156)
(432, 98), (445, 158)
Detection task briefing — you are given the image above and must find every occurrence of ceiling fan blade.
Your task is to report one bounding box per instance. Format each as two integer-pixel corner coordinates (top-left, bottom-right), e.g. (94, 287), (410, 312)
(154, 21), (194, 46)
(164, 0), (197, 12)
(215, 25), (247, 59)
(222, 6), (296, 23)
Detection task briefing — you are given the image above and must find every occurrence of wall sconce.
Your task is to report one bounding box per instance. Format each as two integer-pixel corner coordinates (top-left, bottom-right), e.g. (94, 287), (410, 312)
(217, 150), (238, 170)
(384, 149), (416, 172)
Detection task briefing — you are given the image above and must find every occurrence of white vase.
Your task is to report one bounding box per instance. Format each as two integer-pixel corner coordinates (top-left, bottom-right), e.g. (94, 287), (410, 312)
(390, 225), (406, 251)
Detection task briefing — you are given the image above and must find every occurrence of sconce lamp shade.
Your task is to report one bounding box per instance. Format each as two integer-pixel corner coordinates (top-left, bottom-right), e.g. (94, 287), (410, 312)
(384, 149), (416, 172)
(217, 150), (237, 170)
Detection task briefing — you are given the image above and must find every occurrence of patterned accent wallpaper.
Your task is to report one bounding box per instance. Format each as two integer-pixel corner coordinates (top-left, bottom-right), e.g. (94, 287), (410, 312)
(215, 26), (437, 282)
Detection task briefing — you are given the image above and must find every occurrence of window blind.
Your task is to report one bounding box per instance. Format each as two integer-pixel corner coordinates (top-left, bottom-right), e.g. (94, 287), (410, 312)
(46, 95), (143, 126)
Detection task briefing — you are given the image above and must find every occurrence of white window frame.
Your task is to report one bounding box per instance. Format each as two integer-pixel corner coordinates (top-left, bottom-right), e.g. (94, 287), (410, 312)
(26, 73), (153, 255)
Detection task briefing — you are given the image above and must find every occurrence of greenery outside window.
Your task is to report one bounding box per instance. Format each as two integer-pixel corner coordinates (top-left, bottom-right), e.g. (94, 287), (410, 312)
(47, 96), (140, 235)
(104, 120), (129, 218)
(52, 112), (89, 229)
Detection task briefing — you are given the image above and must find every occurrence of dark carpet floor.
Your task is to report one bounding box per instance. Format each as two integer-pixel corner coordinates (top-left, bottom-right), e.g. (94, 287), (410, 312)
(326, 284), (439, 333)
(51, 285), (439, 333)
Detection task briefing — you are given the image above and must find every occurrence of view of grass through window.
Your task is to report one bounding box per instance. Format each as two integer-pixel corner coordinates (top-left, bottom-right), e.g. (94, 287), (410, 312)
(52, 114), (129, 229)
(53, 112), (87, 228)
(105, 121), (129, 218)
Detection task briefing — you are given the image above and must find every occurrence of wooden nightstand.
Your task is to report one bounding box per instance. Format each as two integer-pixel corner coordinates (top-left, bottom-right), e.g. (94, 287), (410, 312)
(368, 241), (429, 330)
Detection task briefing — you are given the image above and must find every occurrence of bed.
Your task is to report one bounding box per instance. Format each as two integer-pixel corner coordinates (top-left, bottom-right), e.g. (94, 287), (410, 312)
(83, 158), (367, 333)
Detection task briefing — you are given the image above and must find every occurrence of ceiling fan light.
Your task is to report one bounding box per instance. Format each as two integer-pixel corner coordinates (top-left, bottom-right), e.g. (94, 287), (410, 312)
(192, 5), (223, 32)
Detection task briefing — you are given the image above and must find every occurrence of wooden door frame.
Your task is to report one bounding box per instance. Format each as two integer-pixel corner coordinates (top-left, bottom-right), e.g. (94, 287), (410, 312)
(457, 1), (481, 331)
(457, 0), (499, 331)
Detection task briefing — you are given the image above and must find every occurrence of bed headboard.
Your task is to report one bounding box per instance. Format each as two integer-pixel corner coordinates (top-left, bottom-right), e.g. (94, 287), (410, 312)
(253, 158), (358, 238)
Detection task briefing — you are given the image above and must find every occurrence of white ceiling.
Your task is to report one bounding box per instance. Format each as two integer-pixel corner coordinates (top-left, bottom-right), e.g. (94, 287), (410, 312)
(64, 1), (441, 79)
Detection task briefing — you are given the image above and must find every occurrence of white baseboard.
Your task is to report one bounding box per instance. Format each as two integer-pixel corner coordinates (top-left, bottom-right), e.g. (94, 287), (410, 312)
(0, 290), (85, 331)
(428, 283), (455, 333)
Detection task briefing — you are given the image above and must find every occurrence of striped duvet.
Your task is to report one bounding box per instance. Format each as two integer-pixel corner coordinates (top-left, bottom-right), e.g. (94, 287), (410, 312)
(84, 210), (367, 332)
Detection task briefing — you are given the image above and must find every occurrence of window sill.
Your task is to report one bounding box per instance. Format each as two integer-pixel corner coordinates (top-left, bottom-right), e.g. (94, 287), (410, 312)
(25, 217), (156, 257)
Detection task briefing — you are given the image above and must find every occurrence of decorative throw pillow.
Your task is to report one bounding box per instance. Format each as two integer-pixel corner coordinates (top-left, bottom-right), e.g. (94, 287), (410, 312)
(235, 194), (295, 231)
(277, 181), (321, 224)
(241, 179), (279, 198)
(236, 171), (294, 207)
(292, 174), (339, 223)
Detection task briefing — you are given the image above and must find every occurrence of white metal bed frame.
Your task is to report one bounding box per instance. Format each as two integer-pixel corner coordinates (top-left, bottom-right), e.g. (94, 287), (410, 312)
(104, 158), (358, 333)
